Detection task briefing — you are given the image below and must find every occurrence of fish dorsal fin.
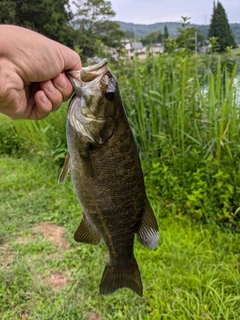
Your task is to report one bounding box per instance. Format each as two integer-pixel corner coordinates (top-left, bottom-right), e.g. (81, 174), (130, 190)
(74, 214), (101, 245)
(58, 153), (71, 184)
(137, 198), (159, 249)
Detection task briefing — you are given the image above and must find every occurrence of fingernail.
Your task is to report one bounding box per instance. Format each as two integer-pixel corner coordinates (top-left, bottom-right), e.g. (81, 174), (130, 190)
(57, 75), (67, 89)
(47, 81), (56, 94)
(40, 92), (48, 104)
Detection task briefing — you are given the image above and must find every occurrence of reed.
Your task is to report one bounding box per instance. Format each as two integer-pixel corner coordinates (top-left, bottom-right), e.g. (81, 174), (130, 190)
(118, 53), (240, 164)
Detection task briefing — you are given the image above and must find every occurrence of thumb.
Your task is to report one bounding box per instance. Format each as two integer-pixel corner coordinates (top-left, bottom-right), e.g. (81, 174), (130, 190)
(56, 43), (82, 72)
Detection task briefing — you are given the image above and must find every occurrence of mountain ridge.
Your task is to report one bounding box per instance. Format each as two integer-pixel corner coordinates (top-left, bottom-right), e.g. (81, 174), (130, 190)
(116, 21), (240, 43)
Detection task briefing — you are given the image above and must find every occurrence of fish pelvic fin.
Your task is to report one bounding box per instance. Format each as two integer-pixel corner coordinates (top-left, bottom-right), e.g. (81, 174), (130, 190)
(58, 153), (71, 184)
(137, 197), (159, 250)
(74, 214), (101, 245)
(100, 259), (143, 296)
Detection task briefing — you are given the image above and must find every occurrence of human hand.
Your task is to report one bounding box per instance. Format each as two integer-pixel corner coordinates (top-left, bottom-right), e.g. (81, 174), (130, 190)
(0, 25), (81, 120)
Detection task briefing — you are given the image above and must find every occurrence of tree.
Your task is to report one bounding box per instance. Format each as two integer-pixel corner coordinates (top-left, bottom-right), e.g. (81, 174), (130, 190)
(164, 25), (169, 39)
(0, 0), (75, 48)
(124, 30), (134, 40)
(73, 0), (124, 61)
(140, 30), (162, 46)
(175, 17), (205, 51)
(176, 26), (205, 51)
(208, 1), (237, 52)
(0, 1), (16, 24)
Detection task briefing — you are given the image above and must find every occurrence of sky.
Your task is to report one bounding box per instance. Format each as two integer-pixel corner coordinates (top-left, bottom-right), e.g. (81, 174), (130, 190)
(109, 0), (240, 25)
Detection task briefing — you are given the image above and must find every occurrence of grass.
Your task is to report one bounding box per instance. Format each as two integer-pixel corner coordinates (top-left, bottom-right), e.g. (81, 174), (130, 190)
(1, 155), (240, 319)
(116, 52), (240, 161)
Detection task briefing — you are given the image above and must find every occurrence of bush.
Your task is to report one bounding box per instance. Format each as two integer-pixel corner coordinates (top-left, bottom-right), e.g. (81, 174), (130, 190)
(144, 149), (240, 229)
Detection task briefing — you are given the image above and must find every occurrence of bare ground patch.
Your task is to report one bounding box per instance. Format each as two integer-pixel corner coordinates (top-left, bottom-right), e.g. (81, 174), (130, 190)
(20, 310), (31, 320)
(0, 243), (15, 268)
(31, 223), (69, 291)
(1, 223), (70, 292)
(85, 312), (103, 320)
(42, 271), (69, 292)
(32, 222), (68, 250)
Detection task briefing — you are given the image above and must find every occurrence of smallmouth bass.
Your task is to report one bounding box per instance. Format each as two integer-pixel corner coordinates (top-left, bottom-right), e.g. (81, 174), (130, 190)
(59, 59), (159, 296)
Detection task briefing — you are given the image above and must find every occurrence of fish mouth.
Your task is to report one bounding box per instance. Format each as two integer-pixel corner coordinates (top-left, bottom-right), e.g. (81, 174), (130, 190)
(66, 58), (115, 108)
(67, 59), (109, 85)
(67, 59), (114, 123)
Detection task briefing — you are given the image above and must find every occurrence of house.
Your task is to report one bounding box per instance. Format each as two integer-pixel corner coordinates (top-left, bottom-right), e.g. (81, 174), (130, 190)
(150, 43), (164, 55)
(123, 40), (145, 59)
(122, 40), (164, 59)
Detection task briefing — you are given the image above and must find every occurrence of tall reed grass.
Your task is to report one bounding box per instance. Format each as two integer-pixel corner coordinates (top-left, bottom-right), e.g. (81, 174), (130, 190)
(0, 104), (68, 162)
(117, 53), (240, 163)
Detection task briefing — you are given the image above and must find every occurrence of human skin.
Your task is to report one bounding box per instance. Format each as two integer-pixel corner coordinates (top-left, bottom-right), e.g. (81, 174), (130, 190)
(0, 25), (82, 120)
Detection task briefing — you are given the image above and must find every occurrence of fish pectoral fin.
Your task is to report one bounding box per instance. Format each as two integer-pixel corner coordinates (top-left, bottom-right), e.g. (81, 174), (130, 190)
(58, 153), (71, 184)
(100, 259), (143, 296)
(74, 214), (101, 245)
(137, 197), (159, 249)
(80, 147), (97, 181)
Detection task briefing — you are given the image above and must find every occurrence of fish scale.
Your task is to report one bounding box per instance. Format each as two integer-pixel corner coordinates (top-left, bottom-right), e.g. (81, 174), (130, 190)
(59, 58), (159, 296)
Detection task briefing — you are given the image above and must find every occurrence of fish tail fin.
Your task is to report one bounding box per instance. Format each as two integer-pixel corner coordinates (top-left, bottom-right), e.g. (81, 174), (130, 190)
(100, 259), (143, 296)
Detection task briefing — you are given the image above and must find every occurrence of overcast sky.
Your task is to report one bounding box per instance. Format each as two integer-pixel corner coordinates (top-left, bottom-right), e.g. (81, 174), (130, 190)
(109, 0), (240, 25)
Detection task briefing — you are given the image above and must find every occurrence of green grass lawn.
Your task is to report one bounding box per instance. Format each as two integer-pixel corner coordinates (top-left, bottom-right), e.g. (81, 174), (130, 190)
(1, 156), (240, 319)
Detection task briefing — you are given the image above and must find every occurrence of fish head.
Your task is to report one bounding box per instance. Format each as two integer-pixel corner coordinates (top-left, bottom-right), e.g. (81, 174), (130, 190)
(67, 59), (120, 121)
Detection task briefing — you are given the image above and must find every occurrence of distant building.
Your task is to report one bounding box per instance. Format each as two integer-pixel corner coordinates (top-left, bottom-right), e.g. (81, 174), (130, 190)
(149, 43), (164, 55)
(123, 40), (145, 59)
(122, 39), (164, 59)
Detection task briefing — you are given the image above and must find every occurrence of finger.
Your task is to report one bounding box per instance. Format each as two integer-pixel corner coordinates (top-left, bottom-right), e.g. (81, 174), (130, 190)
(40, 80), (63, 112)
(30, 90), (53, 120)
(52, 73), (73, 102)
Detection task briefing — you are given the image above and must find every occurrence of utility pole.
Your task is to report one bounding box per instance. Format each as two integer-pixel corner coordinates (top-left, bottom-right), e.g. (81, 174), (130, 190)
(195, 31), (198, 53)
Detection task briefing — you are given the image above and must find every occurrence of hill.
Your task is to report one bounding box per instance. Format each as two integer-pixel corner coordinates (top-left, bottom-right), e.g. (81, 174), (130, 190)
(116, 21), (240, 44)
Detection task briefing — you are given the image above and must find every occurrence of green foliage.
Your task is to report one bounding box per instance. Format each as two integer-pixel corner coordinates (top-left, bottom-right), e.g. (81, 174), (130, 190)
(72, 0), (124, 62)
(163, 25), (169, 39)
(144, 154), (240, 228)
(140, 30), (162, 46)
(0, 104), (68, 164)
(176, 17), (205, 51)
(163, 36), (178, 54)
(0, 0), (16, 23)
(208, 1), (237, 52)
(0, 0), (76, 47)
(209, 36), (220, 54)
(0, 115), (22, 156)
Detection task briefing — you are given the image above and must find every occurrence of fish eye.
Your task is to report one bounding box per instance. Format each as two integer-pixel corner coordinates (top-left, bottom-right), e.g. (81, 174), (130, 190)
(105, 90), (115, 101)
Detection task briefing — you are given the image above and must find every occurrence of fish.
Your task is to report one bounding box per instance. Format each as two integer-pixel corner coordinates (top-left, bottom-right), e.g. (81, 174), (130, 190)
(58, 58), (159, 296)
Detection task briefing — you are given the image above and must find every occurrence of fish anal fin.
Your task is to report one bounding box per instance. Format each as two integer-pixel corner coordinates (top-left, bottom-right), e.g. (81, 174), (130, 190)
(137, 198), (159, 249)
(100, 259), (143, 296)
(74, 215), (101, 245)
(58, 153), (71, 184)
